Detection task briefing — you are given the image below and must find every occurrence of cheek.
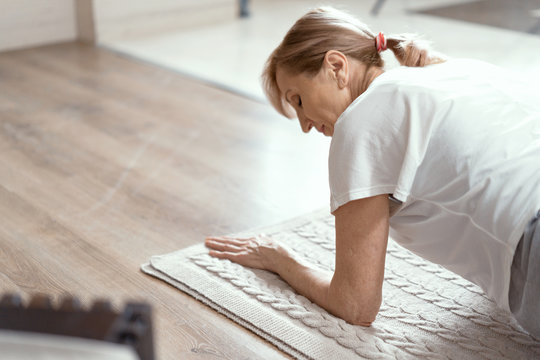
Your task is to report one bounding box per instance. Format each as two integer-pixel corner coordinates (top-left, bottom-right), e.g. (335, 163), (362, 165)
(314, 88), (336, 113)
(304, 95), (325, 117)
(311, 98), (333, 120)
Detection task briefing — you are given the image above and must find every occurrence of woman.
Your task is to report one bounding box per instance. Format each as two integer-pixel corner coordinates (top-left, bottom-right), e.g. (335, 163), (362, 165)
(205, 7), (540, 336)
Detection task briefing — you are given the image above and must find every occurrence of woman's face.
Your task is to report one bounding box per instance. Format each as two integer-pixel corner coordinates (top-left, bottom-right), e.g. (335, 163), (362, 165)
(276, 66), (351, 137)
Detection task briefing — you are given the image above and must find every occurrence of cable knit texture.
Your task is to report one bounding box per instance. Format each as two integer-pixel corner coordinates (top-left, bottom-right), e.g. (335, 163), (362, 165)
(142, 209), (540, 359)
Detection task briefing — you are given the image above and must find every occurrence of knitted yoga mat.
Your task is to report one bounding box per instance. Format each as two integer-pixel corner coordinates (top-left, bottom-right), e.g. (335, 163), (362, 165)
(142, 209), (540, 359)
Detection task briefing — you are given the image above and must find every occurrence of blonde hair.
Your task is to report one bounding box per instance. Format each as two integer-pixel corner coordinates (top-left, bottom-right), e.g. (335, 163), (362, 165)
(262, 7), (446, 117)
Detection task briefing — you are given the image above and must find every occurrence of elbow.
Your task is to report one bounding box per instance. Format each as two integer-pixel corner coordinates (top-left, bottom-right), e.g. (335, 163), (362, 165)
(345, 311), (378, 327)
(327, 277), (383, 327)
(342, 298), (382, 327)
(342, 304), (380, 327)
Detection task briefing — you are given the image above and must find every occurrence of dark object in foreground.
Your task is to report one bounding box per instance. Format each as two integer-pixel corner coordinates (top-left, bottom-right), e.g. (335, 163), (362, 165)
(0, 293), (154, 360)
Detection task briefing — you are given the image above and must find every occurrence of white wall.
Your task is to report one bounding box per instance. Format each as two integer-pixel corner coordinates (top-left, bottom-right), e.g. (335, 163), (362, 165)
(92, 0), (237, 42)
(0, 0), (238, 52)
(0, 0), (77, 52)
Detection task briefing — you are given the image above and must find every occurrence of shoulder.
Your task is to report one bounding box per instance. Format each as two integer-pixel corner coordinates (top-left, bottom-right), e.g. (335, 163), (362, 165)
(332, 68), (427, 142)
(341, 58), (506, 117)
(372, 58), (501, 90)
(331, 58), (509, 148)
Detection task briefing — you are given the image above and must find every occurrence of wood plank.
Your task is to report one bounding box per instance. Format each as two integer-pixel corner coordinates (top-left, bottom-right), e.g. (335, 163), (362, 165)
(0, 42), (330, 359)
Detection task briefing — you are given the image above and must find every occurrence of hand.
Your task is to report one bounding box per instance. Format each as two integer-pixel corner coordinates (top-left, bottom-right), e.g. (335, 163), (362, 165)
(205, 234), (282, 272)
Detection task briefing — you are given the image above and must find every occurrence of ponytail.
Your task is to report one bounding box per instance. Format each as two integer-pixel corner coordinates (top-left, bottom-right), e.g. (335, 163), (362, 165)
(386, 34), (446, 67)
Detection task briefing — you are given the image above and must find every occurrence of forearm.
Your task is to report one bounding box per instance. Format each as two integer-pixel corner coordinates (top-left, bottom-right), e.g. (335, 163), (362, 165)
(206, 227), (384, 326)
(270, 245), (380, 326)
(270, 246), (333, 310)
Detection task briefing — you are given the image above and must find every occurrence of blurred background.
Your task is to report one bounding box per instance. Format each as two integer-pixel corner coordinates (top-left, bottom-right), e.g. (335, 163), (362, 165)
(3, 0), (539, 212)
(2, 0), (540, 101)
(1, 0), (540, 237)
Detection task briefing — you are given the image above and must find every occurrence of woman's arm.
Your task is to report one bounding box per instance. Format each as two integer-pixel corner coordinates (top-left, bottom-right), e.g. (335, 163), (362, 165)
(330, 194), (390, 324)
(205, 194), (390, 326)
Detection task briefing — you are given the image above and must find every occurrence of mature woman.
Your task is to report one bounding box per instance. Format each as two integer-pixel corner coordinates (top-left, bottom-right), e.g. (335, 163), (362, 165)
(205, 7), (540, 337)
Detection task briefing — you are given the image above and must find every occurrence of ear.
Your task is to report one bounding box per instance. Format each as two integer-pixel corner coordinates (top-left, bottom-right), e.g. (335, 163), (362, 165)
(323, 50), (349, 89)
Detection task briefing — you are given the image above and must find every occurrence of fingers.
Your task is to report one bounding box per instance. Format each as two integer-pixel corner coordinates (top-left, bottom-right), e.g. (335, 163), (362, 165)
(205, 238), (244, 253)
(205, 235), (256, 264)
(207, 250), (246, 261)
(206, 236), (252, 246)
(204, 234), (276, 271)
(205, 235), (266, 251)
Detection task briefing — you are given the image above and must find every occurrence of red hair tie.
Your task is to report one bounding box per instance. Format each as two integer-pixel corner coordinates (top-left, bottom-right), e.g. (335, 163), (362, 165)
(376, 32), (387, 53)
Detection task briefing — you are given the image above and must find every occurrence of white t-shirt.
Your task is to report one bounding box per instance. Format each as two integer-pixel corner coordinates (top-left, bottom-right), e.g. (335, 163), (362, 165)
(329, 59), (540, 311)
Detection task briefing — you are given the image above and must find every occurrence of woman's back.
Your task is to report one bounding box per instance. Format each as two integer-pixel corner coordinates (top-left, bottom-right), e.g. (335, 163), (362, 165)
(329, 59), (540, 310)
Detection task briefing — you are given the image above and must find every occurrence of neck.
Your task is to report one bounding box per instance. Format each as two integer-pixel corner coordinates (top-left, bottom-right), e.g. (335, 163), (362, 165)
(349, 62), (384, 100)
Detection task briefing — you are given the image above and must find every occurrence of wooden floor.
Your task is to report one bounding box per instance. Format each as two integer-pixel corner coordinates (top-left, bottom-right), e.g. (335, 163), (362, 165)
(0, 42), (330, 359)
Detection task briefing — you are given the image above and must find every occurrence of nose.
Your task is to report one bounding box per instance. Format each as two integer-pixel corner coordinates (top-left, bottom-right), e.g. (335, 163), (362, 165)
(298, 114), (313, 133)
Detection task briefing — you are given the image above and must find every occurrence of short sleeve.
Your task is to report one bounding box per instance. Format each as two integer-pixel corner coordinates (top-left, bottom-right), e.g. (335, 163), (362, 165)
(328, 83), (434, 213)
